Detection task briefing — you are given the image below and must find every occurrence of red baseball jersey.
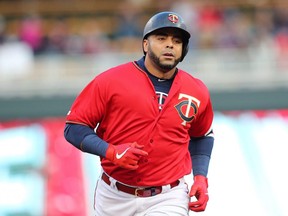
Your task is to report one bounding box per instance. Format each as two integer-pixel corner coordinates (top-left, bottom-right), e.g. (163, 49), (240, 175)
(66, 61), (214, 186)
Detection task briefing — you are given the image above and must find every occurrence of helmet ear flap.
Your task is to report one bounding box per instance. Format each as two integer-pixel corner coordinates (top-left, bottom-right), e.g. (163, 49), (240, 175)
(181, 43), (189, 62)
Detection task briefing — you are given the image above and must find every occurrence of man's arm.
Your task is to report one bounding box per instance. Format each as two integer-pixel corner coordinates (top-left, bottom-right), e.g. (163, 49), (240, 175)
(188, 131), (214, 212)
(188, 133), (214, 177)
(64, 123), (108, 157)
(64, 123), (148, 170)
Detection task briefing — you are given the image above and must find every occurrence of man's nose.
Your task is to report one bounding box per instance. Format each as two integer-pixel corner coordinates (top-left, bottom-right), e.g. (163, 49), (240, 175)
(165, 37), (174, 48)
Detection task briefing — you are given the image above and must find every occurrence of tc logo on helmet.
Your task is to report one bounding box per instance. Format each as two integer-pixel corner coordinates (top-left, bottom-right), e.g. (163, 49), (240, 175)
(168, 14), (179, 23)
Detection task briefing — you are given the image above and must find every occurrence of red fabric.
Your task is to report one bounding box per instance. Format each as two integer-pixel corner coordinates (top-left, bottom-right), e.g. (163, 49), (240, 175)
(66, 62), (213, 186)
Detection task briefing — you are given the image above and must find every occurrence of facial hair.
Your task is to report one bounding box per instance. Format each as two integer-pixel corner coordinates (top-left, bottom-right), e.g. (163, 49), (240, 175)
(147, 48), (181, 72)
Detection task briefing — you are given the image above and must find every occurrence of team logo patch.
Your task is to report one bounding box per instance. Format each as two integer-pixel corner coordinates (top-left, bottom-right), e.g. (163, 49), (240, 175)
(175, 93), (200, 126)
(168, 14), (179, 24)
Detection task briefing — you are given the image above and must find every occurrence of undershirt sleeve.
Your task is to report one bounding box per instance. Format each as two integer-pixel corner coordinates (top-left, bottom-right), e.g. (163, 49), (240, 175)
(189, 135), (214, 177)
(64, 123), (108, 157)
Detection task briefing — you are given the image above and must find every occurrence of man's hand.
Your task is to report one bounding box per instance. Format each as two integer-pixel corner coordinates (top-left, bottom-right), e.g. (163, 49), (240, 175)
(189, 175), (209, 212)
(106, 142), (148, 170)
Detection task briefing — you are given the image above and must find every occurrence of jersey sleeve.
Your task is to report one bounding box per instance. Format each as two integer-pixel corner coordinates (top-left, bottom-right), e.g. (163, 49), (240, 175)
(66, 76), (106, 129)
(189, 94), (214, 138)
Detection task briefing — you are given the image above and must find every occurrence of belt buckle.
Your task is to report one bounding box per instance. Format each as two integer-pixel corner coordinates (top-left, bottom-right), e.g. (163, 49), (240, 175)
(135, 188), (140, 196)
(135, 187), (145, 197)
(135, 187), (158, 197)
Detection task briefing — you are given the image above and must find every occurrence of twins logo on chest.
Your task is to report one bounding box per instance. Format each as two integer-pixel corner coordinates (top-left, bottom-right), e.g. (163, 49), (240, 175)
(175, 93), (200, 126)
(156, 91), (168, 111)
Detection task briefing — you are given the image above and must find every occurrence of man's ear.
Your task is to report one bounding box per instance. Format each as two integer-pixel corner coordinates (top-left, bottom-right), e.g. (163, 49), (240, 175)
(143, 39), (148, 53)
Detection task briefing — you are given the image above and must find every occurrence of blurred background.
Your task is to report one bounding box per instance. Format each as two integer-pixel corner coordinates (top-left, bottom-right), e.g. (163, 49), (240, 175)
(0, 0), (287, 215)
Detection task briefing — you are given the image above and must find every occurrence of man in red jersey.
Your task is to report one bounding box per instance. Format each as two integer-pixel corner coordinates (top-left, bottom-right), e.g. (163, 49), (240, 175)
(64, 11), (214, 216)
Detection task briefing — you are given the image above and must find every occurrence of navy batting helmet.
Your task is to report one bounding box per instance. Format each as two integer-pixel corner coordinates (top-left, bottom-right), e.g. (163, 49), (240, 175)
(143, 11), (191, 61)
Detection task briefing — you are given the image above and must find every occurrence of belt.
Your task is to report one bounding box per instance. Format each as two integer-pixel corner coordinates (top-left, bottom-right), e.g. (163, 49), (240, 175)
(101, 172), (180, 197)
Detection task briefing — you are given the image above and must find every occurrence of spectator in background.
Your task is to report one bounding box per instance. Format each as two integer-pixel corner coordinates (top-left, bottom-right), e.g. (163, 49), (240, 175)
(253, 8), (274, 45)
(273, 8), (288, 32)
(273, 9), (288, 71)
(80, 19), (109, 54)
(112, 0), (143, 52)
(44, 18), (69, 54)
(19, 14), (44, 54)
(64, 18), (110, 55)
(114, 3), (142, 38)
(0, 15), (6, 44)
(274, 28), (288, 71)
(217, 8), (254, 49)
(196, 2), (223, 49)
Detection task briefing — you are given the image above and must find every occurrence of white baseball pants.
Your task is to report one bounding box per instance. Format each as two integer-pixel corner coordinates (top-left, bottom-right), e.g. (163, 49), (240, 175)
(94, 175), (190, 216)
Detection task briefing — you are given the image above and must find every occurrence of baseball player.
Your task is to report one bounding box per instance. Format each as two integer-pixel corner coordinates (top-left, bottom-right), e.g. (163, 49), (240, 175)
(64, 11), (214, 216)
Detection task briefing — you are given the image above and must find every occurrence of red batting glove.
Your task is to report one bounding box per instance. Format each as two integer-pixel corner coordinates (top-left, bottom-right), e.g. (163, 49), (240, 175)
(189, 175), (209, 212)
(106, 142), (148, 170)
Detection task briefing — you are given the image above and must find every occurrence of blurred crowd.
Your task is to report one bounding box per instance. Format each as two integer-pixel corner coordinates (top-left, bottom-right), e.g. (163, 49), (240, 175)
(0, 0), (287, 56)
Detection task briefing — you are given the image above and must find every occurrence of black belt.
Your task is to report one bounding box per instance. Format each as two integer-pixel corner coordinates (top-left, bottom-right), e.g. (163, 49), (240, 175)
(101, 172), (179, 197)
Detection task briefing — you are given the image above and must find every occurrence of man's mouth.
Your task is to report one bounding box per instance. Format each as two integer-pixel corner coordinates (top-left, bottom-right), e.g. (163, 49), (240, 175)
(163, 53), (174, 57)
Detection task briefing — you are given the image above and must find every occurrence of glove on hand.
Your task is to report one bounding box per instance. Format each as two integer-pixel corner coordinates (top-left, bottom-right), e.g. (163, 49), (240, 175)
(189, 175), (209, 212)
(106, 142), (148, 170)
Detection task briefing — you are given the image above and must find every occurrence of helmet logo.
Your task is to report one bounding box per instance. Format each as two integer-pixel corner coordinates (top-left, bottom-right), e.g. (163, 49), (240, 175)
(168, 14), (179, 23)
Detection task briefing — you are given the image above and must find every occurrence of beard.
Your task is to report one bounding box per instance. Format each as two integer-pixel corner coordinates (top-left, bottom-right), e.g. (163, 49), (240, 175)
(147, 49), (181, 71)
